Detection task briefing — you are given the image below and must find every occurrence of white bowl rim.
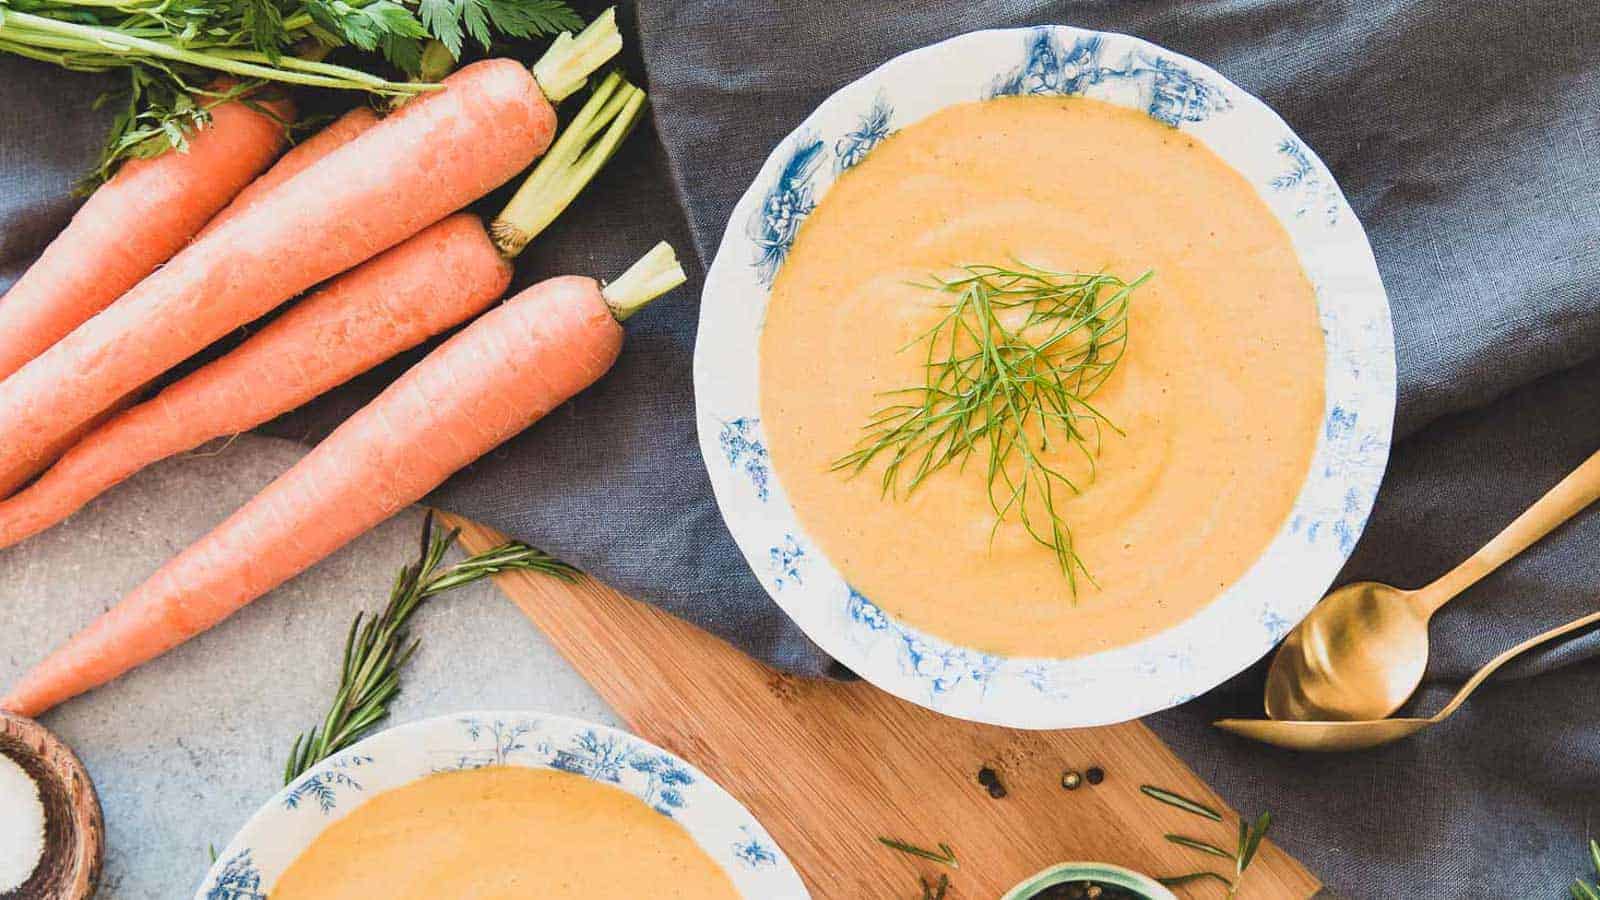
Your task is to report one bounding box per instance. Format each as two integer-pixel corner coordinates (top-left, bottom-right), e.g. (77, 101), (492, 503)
(694, 24), (1395, 729)
(196, 710), (810, 898)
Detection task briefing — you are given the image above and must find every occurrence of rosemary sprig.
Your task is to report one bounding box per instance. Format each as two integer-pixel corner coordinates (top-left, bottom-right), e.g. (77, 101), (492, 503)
(878, 837), (960, 869)
(919, 873), (950, 900)
(1140, 785), (1223, 821)
(833, 262), (1149, 593)
(1142, 783), (1271, 898)
(282, 510), (576, 782)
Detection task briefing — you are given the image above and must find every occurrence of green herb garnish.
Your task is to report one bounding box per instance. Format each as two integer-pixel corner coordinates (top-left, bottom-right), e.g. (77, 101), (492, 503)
(833, 262), (1148, 593)
(878, 836), (960, 869)
(283, 511), (576, 782)
(919, 873), (950, 899)
(1140, 784), (1223, 821)
(1572, 839), (1600, 899)
(1143, 783), (1270, 898)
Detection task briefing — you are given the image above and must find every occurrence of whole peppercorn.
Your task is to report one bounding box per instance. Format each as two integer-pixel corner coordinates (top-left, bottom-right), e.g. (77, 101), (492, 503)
(1060, 769), (1083, 790)
(1085, 766), (1105, 785)
(977, 766), (998, 787)
(987, 781), (1007, 799)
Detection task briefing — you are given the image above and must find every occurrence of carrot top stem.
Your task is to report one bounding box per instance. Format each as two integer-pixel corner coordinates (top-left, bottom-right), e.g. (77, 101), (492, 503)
(490, 70), (646, 257)
(530, 6), (620, 104)
(0, 10), (428, 94)
(603, 242), (687, 321)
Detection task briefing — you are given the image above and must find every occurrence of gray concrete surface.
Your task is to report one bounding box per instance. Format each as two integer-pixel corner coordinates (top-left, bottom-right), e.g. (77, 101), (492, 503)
(0, 435), (618, 898)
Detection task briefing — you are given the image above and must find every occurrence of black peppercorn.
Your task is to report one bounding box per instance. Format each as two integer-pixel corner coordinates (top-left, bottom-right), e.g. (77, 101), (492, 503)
(987, 781), (1007, 799)
(977, 766), (998, 787)
(1085, 766), (1105, 785)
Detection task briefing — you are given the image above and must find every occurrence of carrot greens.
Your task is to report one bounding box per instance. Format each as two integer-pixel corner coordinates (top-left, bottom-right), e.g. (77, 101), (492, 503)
(0, 0), (587, 178)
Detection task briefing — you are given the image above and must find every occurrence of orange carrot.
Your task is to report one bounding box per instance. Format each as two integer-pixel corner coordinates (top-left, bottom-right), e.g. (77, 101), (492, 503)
(0, 93), (293, 384)
(0, 213), (510, 549)
(196, 106), (381, 239)
(0, 58), (558, 498)
(0, 244), (686, 717)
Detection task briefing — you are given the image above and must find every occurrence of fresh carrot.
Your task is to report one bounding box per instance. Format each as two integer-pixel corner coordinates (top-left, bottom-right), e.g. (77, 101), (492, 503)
(1, 243), (686, 717)
(0, 213), (510, 549)
(0, 68), (648, 546)
(0, 56), (566, 498)
(0, 10), (624, 498)
(0, 91), (293, 384)
(196, 105), (380, 239)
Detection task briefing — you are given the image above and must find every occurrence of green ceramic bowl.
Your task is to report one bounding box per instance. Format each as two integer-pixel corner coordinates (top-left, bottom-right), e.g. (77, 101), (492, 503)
(1002, 862), (1177, 900)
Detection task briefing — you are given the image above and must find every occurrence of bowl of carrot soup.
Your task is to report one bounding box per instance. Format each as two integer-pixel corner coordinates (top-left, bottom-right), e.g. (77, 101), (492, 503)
(694, 26), (1394, 728)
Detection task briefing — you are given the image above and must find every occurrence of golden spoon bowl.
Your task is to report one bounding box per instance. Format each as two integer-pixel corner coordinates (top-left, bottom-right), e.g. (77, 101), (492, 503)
(1264, 447), (1600, 722)
(1264, 581), (1429, 722)
(1222, 608), (1600, 751)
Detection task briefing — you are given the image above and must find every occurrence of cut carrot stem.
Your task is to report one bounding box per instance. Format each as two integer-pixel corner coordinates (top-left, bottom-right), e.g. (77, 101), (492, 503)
(0, 250), (685, 717)
(531, 7), (621, 104)
(602, 241), (687, 320)
(491, 70), (647, 257)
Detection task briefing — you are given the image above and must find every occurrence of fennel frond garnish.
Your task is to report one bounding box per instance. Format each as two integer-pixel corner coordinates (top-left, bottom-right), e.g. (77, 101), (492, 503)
(832, 262), (1150, 593)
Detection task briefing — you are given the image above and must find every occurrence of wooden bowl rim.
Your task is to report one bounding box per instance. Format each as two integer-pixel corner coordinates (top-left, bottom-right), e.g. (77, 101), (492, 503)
(0, 711), (103, 900)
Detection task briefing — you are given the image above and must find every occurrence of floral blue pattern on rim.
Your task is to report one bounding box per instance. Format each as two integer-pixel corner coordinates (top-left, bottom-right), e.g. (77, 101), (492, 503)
(1272, 138), (1341, 225)
(204, 849), (264, 900)
(733, 826), (780, 869)
(834, 93), (895, 171)
(769, 535), (805, 589)
(198, 712), (807, 898)
(748, 133), (826, 286)
(694, 25), (1395, 729)
(990, 28), (1232, 126)
(282, 754), (371, 814)
(548, 728), (694, 816)
(718, 417), (771, 501)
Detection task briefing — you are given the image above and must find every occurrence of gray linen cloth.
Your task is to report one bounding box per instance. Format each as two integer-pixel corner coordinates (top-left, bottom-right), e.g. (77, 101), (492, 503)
(3, 1), (1599, 894)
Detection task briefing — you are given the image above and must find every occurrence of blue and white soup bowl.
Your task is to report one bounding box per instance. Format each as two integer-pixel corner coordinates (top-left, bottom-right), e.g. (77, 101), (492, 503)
(694, 26), (1394, 729)
(197, 711), (809, 898)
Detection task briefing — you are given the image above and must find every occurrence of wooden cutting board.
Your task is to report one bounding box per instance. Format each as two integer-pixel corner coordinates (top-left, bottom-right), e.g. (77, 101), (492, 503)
(450, 516), (1321, 899)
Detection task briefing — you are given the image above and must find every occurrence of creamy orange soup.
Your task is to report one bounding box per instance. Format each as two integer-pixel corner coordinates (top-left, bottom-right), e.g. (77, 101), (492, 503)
(759, 95), (1324, 658)
(270, 766), (739, 899)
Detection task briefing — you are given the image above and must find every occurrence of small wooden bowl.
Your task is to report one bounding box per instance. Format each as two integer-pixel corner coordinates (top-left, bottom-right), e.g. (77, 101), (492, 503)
(0, 712), (102, 900)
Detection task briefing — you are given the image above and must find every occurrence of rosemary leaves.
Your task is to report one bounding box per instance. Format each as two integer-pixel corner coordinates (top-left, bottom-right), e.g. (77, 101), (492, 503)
(283, 512), (576, 782)
(1141, 784), (1271, 898)
(833, 262), (1149, 592)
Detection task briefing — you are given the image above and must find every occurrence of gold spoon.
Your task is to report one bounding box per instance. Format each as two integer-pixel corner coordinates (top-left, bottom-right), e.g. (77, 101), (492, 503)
(1219, 607), (1600, 751)
(1264, 446), (1600, 721)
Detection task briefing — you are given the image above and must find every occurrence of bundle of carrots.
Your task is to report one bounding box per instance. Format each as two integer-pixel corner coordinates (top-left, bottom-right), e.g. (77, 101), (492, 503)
(0, 9), (687, 717)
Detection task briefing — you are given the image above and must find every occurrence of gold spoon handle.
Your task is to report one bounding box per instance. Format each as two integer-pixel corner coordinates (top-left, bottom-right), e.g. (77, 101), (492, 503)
(1432, 607), (1600, 722)
(1413, 447), (1600, 617)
